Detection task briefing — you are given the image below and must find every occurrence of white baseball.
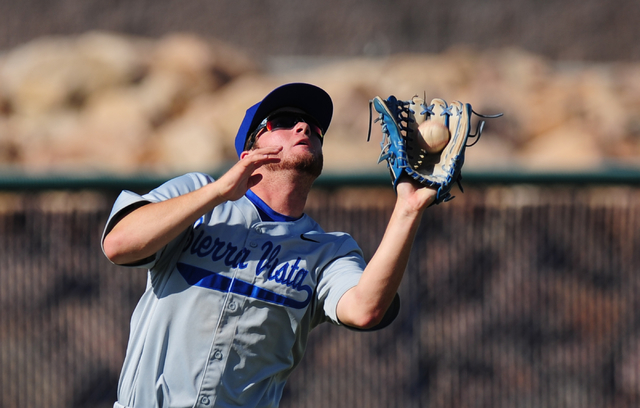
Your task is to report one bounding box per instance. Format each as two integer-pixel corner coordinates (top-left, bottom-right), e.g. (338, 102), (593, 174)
(417, 121), (450, 153)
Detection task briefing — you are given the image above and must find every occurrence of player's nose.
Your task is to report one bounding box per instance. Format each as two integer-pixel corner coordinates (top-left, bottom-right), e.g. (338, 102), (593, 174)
(294, 122), (311, 137)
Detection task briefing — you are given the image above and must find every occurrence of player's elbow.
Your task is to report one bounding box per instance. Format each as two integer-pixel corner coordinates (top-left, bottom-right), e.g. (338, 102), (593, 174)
(337, 288), (391, 329)
(343, 308), (387, 330)
(103, 233), (122, 263)
(102, 232), (136, 265)
(355, 314), (385, 330)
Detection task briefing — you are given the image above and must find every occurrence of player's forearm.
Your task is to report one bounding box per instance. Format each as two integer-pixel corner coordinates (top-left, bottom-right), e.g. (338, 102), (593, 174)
(103, 183), (227, 265)
(337, 200), (424, 328)
(104, 149), (283, 265)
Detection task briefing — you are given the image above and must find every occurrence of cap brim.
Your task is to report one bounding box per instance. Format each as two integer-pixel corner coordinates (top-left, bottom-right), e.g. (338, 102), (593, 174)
(250, 83), (333, 136)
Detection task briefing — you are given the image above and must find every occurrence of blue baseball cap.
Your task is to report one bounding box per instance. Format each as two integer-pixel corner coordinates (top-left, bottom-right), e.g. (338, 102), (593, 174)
(234, 83), (333, 157)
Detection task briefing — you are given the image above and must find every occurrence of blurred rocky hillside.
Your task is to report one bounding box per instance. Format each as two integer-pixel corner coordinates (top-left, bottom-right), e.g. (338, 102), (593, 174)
(1, 31), (640, 175)
(2, 0), (639, 62)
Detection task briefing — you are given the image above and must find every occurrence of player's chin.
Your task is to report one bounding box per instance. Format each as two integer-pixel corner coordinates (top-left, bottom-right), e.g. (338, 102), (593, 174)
(294, 152), (323, 177)
(268, 152), (323, 177)
(302, 155), (323, 178)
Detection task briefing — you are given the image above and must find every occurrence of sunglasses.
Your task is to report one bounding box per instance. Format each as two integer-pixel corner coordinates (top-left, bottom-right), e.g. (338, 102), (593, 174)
(245, 112), (324, 151)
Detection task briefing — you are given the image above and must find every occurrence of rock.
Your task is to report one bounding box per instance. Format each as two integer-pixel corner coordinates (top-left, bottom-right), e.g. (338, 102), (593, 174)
(517, 120), (605, 170)
(1, 34), (640, 174)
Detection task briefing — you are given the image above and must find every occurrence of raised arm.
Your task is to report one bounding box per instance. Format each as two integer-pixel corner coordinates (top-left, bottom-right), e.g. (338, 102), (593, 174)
(336, 178), (437, 329)
(103, 146), (282, 265)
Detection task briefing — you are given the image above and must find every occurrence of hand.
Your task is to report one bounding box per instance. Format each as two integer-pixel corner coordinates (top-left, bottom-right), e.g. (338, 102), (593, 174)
(395, 175), (438, 214)
(215, 146), (282, 202)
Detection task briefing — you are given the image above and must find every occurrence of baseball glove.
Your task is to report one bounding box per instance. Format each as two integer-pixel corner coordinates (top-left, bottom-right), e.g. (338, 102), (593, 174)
(368, 94), (502, 204)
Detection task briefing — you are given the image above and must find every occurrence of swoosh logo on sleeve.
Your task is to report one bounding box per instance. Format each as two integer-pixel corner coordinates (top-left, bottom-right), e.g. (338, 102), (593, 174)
(300, 233), (320, 243)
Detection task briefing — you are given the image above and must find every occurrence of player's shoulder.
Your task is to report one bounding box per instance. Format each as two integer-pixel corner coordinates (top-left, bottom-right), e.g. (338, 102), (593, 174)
(300, 225), (362, 255)
(174, 172), (215, 188)
(146, 172), (215, 200)
(300, 216), (354, 240)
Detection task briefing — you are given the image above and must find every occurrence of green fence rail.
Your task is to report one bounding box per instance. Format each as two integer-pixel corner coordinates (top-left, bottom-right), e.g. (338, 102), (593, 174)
(2, 166), (640, 191)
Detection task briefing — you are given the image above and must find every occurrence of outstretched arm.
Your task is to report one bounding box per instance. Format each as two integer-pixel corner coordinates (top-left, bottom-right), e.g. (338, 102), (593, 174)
(336, 178), (437, 329)
(103, 146), (282, 265)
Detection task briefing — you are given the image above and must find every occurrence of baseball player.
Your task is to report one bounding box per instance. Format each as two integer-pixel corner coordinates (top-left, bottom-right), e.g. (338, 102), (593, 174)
(102, 82), (437, 408)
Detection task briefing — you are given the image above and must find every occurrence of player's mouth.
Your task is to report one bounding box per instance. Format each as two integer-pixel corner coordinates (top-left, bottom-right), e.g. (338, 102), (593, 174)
(294, 138), (311, 147)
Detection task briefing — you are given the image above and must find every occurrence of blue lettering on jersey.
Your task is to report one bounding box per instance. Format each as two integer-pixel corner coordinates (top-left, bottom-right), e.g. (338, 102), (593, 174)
(257, 242), (310, 292)
(181, 229), (313, 308)
(187, 229), (250, 269)
(177, 262), (312, 309)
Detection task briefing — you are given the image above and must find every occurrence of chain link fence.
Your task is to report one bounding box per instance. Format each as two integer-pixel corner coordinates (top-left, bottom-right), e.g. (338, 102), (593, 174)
(1, 184), (639, 408)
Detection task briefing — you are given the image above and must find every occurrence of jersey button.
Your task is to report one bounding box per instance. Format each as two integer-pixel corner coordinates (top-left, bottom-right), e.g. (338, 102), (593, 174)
(212, 349), (223, 360)
(249, 241), (258, 248)
(228, 301), (238, 312)
(200, 396), (210, 405)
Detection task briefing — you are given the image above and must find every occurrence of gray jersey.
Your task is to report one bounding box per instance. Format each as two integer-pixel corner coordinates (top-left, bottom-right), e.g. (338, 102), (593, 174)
(102, 172), (368, 408)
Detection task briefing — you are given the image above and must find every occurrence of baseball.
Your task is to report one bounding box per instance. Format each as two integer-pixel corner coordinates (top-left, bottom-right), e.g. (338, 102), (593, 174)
(417, 121), (450, 153)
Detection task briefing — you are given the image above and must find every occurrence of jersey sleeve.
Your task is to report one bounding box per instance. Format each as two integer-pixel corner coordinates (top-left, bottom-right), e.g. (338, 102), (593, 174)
(314, 235), (401, 331)
(101, 172), (215, 268)
(313, 236), (366, 325)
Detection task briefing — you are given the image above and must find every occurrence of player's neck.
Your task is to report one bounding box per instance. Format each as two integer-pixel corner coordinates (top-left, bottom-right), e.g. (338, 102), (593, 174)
(250, 170), (315, 218)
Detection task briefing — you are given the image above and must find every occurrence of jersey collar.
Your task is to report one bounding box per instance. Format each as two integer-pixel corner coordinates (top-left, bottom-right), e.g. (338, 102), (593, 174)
(245, 189), (301, 222)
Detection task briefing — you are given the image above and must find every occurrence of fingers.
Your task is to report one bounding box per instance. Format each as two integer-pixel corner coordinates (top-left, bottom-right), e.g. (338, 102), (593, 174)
(240, 146), (282, 168)
(214, 147), (282, 202)
(395, 177), (438, 211)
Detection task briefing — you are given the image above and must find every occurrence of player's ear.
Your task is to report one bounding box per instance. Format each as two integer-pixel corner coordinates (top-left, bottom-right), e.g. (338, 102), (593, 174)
(240, 150), (250, 159)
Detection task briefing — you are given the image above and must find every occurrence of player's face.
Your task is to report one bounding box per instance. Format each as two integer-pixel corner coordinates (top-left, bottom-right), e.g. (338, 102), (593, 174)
(252, 110), (324, 177)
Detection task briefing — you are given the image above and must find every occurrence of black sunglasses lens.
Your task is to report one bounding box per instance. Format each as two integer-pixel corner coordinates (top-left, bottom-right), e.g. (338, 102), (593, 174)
(268, 116), (297, 130)
(264, 113), (323, 139)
